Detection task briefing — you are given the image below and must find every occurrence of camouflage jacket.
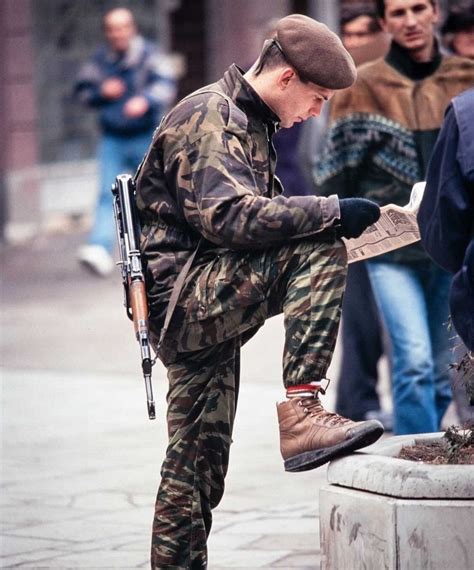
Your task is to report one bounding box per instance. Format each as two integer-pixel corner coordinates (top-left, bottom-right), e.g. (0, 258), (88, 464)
(136, 64), (340, 332)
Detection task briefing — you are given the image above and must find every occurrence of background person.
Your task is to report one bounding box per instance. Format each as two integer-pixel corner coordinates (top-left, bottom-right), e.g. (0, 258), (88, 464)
(314, 0), (474, 435)
(440, 2), (474, 59)
(136, 15), (383, 567)
(332, 1), (393, 430)
(418, 87), (474, 418)
(341, 1), (390, 58)
(75, 7), (176, 276)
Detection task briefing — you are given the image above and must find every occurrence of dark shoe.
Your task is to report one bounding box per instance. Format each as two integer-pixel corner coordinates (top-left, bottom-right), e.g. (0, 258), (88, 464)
(277, 395), (384, 472)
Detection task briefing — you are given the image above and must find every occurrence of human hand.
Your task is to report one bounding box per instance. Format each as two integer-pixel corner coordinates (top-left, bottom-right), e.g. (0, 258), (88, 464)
(337, 198), (381, 239)
(123, 96), (149, 118)
(101, 78), (126, 99)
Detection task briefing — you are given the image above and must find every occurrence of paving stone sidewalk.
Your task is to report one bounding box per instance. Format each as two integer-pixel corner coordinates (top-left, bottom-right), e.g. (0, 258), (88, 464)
(1, 366), (326, 569)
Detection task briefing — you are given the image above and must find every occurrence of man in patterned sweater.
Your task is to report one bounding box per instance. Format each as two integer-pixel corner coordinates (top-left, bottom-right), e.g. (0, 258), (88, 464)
(315, 0), (474, 435)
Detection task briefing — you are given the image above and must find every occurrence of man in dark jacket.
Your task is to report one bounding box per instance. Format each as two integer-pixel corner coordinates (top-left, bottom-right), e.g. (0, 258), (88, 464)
(331, 2), (392, 431)
(418, 87), (474, 353)
(315, 0), (474, 435)
(137, 14), (383, 568)
(75, 8), (176, 276)
(418, 86), (474, 415)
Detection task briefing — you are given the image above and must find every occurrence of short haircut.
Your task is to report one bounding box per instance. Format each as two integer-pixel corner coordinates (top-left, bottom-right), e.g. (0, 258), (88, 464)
(375, 0), (436, 19)
(253, 39), (309, 83)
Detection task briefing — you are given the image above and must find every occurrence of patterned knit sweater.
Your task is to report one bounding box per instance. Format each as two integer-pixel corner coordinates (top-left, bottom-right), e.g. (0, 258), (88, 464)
(315, 42), (474, 263)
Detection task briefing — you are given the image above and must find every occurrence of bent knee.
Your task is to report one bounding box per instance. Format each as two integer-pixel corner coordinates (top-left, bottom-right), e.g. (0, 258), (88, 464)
(296, 237), (347, 266)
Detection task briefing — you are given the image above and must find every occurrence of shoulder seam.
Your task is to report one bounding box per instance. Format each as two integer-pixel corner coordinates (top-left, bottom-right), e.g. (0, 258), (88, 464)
(185, 89), (246, 133)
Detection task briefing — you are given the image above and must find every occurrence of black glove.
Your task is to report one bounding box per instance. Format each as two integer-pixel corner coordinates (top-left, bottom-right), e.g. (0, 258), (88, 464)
(337, 198), (381, 239)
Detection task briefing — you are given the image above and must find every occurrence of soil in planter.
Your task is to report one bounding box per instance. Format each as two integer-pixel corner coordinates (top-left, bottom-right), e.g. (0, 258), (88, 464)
(398, 426), (474, 465)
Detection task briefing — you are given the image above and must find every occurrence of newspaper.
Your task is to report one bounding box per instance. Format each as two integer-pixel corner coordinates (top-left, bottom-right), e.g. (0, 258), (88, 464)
(345, 182), (426, 264)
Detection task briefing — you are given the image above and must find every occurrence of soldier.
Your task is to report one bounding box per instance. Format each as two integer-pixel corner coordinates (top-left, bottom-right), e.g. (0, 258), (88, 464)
(136, 14), (383, 568)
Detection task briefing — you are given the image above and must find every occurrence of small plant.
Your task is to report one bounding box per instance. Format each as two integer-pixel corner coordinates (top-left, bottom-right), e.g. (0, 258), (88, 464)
(450, 350), (474, 404)
(448, 320), (474, 404)
(397, 322), (474, 465)
(443, 425), (474, 464)
(398, 426), (474, 465)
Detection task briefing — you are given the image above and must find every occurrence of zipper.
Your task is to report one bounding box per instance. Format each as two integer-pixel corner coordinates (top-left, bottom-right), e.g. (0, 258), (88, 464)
(266, 122), (277, 196)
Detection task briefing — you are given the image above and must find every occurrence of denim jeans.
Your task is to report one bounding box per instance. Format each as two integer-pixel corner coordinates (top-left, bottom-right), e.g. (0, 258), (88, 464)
(366, 260), (452, 435)
(89, 131), (153, 252)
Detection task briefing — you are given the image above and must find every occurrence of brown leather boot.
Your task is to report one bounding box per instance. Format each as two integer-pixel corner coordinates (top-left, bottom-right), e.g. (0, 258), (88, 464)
(277, 394), (384, 472)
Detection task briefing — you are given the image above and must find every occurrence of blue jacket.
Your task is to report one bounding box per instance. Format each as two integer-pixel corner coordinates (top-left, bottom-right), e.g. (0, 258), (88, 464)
(418, 88), (474, 350)
(75, 36), (176, 136)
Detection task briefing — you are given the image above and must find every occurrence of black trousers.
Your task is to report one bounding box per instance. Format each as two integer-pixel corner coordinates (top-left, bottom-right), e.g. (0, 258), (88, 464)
(336, 261), (386, 420)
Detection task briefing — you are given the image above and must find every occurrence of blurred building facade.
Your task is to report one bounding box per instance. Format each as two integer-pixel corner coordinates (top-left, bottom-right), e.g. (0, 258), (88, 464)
(0, 0), (462, 242)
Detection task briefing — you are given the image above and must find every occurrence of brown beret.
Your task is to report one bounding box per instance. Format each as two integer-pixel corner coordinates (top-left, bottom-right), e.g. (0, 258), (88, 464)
(275, 14), (356, 89)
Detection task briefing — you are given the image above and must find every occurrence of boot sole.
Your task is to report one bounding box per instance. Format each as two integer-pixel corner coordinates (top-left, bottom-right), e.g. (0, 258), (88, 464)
(284, 421), (384, 473)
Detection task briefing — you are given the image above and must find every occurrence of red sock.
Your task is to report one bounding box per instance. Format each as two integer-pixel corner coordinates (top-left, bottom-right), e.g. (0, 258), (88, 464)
(286, 383), (320, 399)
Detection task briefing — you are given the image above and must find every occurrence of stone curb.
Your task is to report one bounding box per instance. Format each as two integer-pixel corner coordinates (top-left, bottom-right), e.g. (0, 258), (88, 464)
(327, 432), (474, 499)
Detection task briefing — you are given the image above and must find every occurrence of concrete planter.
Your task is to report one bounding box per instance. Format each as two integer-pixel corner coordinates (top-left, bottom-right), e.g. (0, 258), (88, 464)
(319, 433), (474, 570)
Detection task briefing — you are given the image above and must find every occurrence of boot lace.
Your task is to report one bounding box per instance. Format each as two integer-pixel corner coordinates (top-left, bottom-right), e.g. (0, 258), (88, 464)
(298, 396), (354, 427)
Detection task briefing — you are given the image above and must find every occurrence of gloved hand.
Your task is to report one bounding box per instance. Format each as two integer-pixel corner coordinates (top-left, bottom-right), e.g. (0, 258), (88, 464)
(337, 198), (381, 239)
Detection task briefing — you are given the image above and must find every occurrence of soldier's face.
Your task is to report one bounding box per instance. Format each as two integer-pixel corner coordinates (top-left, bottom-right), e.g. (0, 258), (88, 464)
(276, 70), (334, 128)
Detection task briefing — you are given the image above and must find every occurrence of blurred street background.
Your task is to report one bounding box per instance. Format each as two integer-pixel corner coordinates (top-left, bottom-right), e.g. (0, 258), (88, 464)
(0, 0), (462, 246)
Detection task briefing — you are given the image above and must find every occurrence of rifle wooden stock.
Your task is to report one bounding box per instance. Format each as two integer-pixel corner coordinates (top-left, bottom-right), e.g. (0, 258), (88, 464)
(129, 279), (149, 338)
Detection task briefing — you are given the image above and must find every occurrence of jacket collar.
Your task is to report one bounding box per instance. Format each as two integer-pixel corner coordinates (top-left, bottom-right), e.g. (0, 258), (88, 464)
(220, 64), (280, 128)
(385, 39), (442, 81)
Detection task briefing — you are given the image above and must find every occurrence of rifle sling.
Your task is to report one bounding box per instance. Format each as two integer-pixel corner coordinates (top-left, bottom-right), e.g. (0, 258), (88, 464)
(157, 240), (201, 349)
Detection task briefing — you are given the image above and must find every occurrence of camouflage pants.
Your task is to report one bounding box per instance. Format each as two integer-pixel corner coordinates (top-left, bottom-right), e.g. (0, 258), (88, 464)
(151, 238), (347, 569)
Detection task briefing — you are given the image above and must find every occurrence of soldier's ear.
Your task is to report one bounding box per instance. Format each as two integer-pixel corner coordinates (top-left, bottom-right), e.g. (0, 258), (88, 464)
(277, 67), (296, 90)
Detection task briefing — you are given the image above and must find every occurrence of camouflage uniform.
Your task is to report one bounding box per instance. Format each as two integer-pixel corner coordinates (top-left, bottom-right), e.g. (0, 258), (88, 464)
(136, 64), (346, 569)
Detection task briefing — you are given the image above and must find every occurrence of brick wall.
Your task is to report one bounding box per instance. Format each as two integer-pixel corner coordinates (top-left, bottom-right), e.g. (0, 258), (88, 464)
(1, 0), (40, 239)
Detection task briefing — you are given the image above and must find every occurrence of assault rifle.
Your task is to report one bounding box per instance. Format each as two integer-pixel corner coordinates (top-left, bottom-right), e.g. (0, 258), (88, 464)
(112, 174), (156, 420)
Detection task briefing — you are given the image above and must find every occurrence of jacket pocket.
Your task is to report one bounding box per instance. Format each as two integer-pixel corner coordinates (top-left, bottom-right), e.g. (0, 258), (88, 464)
(187, 253), (266, 322)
